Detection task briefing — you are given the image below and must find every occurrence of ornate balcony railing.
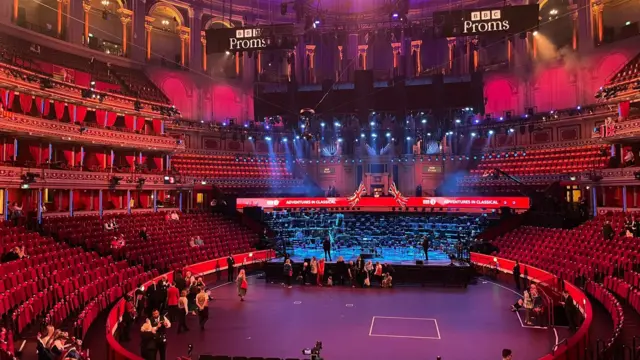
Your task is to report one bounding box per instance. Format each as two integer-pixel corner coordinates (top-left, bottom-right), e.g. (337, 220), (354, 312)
(0, 113), (184, 152)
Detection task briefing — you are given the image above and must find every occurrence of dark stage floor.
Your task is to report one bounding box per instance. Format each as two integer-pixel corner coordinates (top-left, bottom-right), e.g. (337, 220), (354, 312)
(119, 275), (562, 360)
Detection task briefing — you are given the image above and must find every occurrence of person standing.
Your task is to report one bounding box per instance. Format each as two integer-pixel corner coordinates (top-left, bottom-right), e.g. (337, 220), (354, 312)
(227, 255), (236, 282)
(237, 269), (248, 301)
(309, 257), (318, 286)
(195, 287), (209, 330)
(176, 291), (189, 333)
(166, 283), (179, 323)
(513, 261), (521, 291)
(335, 256), (347, 285)
(560, 290), (577, 332)
(283, 259), (293, 288)
(317, 258), (325, 286)
(422, 234), (430, 261)
(323, 236), (332, 261)
(141, 309), (170, 360)
(355, 256), (365, 287)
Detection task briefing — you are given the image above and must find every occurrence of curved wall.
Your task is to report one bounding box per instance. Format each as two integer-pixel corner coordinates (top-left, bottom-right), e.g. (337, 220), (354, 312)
(471, 253), (593, 360)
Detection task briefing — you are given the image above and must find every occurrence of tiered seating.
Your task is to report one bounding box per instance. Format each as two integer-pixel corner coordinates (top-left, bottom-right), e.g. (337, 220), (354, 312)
(172, 154), (295, 179)
(585, 282), (624, 355)
(43, 212), (257, 271)
(596, 52), (640, 101)
(492, 213), (640, 354)
(471, 144), (609, 177)
(0, 222), (151, 345)
(111, 66), (170, 104)
(172, 154), (305, 192)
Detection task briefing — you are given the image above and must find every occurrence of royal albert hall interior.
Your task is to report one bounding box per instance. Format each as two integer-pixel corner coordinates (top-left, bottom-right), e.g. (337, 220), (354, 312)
(0, 0), (640, 359)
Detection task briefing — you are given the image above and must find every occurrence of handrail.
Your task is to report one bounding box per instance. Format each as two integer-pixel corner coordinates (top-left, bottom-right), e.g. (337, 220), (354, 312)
(105, 250), (275, 360)
(471, 253), (593, 360)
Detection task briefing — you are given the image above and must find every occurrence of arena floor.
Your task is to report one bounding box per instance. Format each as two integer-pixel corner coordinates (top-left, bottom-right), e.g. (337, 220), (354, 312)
(119, 274), (566, 360)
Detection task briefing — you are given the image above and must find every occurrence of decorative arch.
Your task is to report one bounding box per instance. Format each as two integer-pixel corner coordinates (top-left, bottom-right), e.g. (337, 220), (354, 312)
(595, 52), (630, 83)
(203, 18), (234, 30)
(484, 77), (517, 115)
(148, 1), (185, 26)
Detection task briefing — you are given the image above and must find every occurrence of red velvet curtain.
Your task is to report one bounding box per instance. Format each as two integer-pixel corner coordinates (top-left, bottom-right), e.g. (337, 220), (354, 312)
(75, 105), (87, 124)
(140, 192), (150, 208)
(106, 112), (117, 127)
(124, 155), (134, 167)
(4, 141), (14, 161)
(75, 149), (84, 166)
(35, 98), (51, 117)
(0, 89), (5, 107)
(152, 119), (163, 135)
(124, 115), (135, 130)
(96, 109), (107, 126)
(54, 101), (66, 121)
(19, 94), (33, 114)
(84, 151), (98, 169)
(93, 192), (100, 212)
(62, 149), (74, 166)
(68, 104), (76, 123)
(153, 156), (163, 171)
(619, 101), (630, 119)
(42, 145), (50, 163)
(136, 117), (145, 131)
(28, 144), (40, 164)
(140, 154), (147, 167)
(72, 191), (81, 211)
(7, 91), (15, 110)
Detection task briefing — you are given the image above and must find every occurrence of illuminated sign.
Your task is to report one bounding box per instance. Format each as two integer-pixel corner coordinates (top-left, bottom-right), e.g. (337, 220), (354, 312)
(433, 5), (539, 37)
(236, 196), (531, 210)
(205, 24), (295, 53)
(321, 167), (336, 174)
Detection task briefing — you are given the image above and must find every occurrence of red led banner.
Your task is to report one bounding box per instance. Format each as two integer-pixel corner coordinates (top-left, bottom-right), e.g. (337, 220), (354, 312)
(236, 196), (530, 210)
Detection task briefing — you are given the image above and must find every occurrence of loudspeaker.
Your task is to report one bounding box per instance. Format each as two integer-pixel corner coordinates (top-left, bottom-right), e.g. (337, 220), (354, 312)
(355, 70), (374, 122)
(416, 260), (424, 265)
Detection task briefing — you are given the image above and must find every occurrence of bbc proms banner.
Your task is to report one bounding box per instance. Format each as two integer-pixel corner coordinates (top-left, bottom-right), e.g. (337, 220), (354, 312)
(433, 5), (539, 37)
(236, 196), (531, 210)
(205, 24), (295, 53)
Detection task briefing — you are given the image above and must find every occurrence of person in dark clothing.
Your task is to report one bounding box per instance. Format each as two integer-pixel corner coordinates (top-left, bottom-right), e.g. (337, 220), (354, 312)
(561, 290), (578, 331)
(355, 256), (365, 287)
(139, 227), (148, 241)
(174, 272), (186, 293)
(134, 284), (146, 318)
(121, 295), (136, 342)
(602, 221), (614, 240)
(422, 235), (430, 261)
(335, 256), (347, 285)
(323, 237), (332, 261)
(140, 309), (170, 360)
(513, 261), (521, 291)
(227, 255), (235, 282)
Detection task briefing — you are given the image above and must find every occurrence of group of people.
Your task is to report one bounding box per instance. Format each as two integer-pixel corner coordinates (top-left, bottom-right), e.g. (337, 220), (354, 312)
(37, 325), (88, 360)
(283, 255), (394, 288)
(188, 236), (204, 247)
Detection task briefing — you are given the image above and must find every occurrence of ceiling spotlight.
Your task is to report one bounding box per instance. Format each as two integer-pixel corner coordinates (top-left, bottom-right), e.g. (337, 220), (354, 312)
(225, 51), (231, 55)
(488, 130), (494, 135)
(533, 31), (538, 36)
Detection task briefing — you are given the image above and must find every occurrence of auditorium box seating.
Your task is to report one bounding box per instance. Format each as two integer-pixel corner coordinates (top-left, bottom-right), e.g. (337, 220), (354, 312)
(43, 212), (257, 271)
(171, 154), (295, 179)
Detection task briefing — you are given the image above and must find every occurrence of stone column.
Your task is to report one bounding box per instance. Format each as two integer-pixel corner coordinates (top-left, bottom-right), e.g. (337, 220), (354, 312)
(190, 9), (202, 73)
(286, 48), (295, 82)
(593, 1), (604, 44)
(57, 0), (68, 38)
(306, 44), (316, 84)
(506, 36), (513, 67)
(201, 31), (207, 72)
(447, 37), (456, 74)
(358, 44), (368, 70)
(178, 27), (190, 67)
(118, 9), (132, 57)
(256, 51), (263, 81)
(144, 16), (154, 61)
(471, 38), (479, 73)
(336, 45), (344, 82)
(410, 40), (422, 77)
(82, 0), (91, 44)
(569, 4), (579, 50)
(391, 42), (401, 77)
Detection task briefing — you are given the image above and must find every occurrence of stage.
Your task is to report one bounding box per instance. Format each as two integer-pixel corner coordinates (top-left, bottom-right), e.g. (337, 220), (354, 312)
(284, 246), (452, 265)
(263, 251), (472, 288)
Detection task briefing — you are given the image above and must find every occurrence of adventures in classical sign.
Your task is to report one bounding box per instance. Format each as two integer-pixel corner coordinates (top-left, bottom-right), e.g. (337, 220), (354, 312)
(433, 4), (539, 37)
(206, 24), (296, 53)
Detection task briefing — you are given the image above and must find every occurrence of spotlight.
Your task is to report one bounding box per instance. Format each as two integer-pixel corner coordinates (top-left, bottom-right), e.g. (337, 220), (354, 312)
(406, 136), (411, 140)
(471, 132), (477, 137)
(320, 122), (325, 127)
(248, 136), (253, 140)
(509, 128), (515, 133)
(386, 132), (391, 137)
(337, 138), (343, 142)
(360, 133), (366, 138)
(421, 119), (427, 124)
(282, 137), (288, 142)
(533, 31), (538, 36)
(225, 51), (231, 55)
(370, 121), (375, 126)
(372, 133), (378, 138)
(295, 135), (300, 139)
(488, 130), (494, 135)
(265, 136), (272, 141)
(201, 181), (207, 185)
(455, 119), (461, 124)
(334, 121), (340, 127)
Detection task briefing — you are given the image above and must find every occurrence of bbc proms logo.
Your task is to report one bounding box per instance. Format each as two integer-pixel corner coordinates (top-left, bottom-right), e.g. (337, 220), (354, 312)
(463, 9), (509, 34)
(229, 28), (268, 50)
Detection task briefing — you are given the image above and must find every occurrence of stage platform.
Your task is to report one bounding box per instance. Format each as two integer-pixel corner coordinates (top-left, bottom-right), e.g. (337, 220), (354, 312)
(284, 246), (452, 266)
(263, 253), (471, 287)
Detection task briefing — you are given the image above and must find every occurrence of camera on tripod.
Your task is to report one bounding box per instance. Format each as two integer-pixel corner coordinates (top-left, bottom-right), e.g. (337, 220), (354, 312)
(302, 341), (323, 359)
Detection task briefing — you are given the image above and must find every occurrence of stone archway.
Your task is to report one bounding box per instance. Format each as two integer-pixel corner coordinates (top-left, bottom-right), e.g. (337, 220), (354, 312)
(147, 2), (187, 64)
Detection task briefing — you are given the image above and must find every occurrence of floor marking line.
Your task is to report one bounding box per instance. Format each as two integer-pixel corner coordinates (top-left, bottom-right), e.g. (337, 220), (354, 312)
(554, 328), (559, 346)
(372, 316), (438, 321)
(368, 317), (376, 336)
(433, 319), (442, 340)
(368, 334), (441, 340)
